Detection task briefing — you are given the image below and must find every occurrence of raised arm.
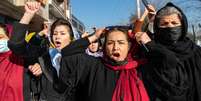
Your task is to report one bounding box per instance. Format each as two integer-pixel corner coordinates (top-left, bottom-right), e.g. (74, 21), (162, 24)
(8, 1), (41, 56)
(132, 4), (156, 35)
(20, 2), (41, 24)
(61, 28), (105, 56)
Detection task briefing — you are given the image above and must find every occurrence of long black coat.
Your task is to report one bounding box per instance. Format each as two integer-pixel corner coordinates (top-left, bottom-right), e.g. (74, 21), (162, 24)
(9, 22), (89, 101)
(140, 2), (201, 101)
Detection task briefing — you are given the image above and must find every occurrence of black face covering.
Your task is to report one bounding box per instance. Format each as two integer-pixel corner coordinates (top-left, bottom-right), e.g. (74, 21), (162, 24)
(156, 26), (182, 45)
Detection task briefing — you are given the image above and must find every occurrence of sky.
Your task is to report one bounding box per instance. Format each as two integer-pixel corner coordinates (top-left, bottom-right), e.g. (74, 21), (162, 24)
(71, 0), (201, 33)
(71, 0), (136, 31)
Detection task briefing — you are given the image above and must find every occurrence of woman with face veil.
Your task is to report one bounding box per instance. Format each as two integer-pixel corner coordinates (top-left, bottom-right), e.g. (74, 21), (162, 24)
(136, 2), (201, 101)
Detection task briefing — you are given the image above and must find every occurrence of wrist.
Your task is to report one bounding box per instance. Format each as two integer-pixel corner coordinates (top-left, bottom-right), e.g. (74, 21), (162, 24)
(19, 12), (35, 24)
(24, 11), (35, 16)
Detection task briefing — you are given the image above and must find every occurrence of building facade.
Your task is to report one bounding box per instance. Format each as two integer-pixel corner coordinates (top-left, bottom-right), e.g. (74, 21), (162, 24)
(0, 0), (85, 37)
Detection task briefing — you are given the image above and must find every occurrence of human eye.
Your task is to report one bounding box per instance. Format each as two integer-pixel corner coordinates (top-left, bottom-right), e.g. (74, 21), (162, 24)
(172, 21), (181, 26)
(61, 32), (66, 35)
(118, 41), (126, 45)
(53, 32), (58, 35)
(160, 22), (169, 27)
(107, 41), (113, 45)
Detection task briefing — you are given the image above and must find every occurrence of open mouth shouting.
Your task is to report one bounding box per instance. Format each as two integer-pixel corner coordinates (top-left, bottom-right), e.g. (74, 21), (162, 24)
(113, 53), (120, 57)
(111, 52), (123, 61)
(54, 41), (62, 49)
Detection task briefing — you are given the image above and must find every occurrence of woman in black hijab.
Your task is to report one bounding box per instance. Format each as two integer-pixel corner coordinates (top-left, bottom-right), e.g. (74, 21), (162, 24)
(135, 2), (201, 101)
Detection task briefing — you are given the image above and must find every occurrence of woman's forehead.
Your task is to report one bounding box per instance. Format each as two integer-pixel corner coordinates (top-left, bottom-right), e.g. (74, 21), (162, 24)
(160, 13), (181, 22)
(54, 25), (70, 31)
(107, 31), (127, 39)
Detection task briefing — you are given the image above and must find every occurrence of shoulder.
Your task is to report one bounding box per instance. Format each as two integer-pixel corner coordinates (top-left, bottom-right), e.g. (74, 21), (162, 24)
(62, 53), (101, 64)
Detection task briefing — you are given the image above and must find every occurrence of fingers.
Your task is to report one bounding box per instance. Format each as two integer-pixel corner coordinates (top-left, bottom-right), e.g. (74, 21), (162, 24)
(28, 63), (42, 77)
(95, 28), (105, 38)
(29, 63), (41, 73)
(135, 32), (144, 44)
(42, 28), (49, 37)
(25, 1), (41, 13)
(147, 4), (156, 13)
(88, 28), (105, 43)
(36, 2), (41, 10)
(140, 9), (149, 21)
(38, 28), (49, 37)
(147, 4), (156, 16)
(21, 1), (40, 24)
(135, 32), (151, 44)
(81, 32), (89, 38)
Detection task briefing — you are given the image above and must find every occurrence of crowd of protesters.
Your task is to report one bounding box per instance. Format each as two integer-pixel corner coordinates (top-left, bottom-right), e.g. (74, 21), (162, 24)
(0, 1), (201, 101)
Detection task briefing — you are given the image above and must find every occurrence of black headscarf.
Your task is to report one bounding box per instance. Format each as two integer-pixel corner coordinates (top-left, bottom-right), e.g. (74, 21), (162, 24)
(154, 3), (188, 41)
(147, 2), (201, 101)
(153, 2), (197, 60)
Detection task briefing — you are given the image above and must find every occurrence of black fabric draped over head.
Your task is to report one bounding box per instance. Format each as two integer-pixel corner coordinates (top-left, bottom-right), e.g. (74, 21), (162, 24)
(140, 2), (201, 101)
(154, 3), (188, 41)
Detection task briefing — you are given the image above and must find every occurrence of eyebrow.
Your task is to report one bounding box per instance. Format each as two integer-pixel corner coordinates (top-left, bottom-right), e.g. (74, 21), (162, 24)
(107, 40), (127, 42)
(54, 31), (66, 33)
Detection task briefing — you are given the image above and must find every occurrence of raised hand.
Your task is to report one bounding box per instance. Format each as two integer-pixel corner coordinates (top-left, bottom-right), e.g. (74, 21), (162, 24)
(135, 32), (151, 44)
(147, 4), (156, 21)
(139, 4), (156, 22)
(88, 28), (105, 43)
(147, 4), (156, 14)
(81, 32), (89, 38)
(94, 28), (105, 39)
(20, 1), (41, 24)
(25, 1), (41, 14)
(38, 23), (49, 37)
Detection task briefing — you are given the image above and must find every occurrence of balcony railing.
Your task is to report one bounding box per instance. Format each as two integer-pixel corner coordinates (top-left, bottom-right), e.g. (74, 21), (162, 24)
(49, 0), (66, 18)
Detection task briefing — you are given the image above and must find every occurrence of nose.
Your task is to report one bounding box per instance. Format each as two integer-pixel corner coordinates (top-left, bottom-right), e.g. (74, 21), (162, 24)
(54, 34), (61, 40)
(91, 43), (95, 46)
(113, 42), (119, 51)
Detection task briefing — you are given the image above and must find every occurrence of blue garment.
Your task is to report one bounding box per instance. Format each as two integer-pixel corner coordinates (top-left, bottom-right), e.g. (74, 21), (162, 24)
(0, 40), (10, 53)
(49, 48), (62, 77)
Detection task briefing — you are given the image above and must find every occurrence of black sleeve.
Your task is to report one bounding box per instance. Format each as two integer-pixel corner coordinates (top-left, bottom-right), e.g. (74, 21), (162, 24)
(28, 34), (45, 46)
(145, 41), (178, 68)
(54, 53), (97, 94)
(61, 37), (90, 56)
(8, 22), (46, 57)
(8, 22), (28, 55)
(141, 41), (189, 100)
(52, 37), (91, 94)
